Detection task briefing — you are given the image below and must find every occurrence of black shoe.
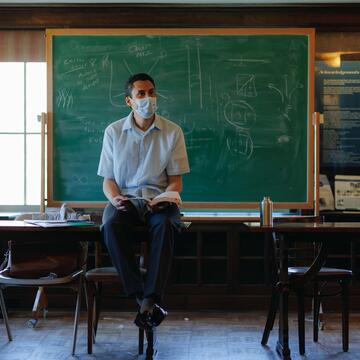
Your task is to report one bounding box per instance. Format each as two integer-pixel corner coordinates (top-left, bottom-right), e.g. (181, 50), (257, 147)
(151, 304), (168, 327)
(134, 310), (153, 330)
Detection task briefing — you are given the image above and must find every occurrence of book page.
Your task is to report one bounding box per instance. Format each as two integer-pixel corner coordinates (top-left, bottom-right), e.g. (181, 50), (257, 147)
(151, 191), (182, 206)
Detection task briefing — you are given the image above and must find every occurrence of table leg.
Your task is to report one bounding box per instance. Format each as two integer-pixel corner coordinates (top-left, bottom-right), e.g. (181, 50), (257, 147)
(276, 233), (291, 360)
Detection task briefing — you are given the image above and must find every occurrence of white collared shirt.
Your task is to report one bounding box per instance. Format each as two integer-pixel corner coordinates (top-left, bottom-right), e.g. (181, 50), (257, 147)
(97, 112), (190, 199)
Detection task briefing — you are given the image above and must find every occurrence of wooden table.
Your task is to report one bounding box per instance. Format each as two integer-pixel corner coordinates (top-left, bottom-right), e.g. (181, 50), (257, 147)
(2, 220), (360, 359)
(0, 220), (101, 323)
(0, 220), (100, 242)
(247, 222), (360, 360)
(0, 220), (101, 267)
(0, 220), (101, 265)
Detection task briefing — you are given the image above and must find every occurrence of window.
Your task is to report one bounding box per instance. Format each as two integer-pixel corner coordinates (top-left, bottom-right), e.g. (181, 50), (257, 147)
(0, 62), (46, 210)
(0, 30), (45, 211)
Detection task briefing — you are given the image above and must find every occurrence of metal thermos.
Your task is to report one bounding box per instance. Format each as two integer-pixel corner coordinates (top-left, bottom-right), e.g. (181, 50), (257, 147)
(260, 196), (273, 226)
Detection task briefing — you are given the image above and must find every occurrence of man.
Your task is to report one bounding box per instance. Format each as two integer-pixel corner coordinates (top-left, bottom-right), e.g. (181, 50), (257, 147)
(97, 73), (190, 329)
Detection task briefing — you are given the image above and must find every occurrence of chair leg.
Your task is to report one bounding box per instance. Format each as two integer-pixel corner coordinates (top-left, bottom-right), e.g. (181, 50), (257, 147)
(313, 281), (320, 342)
(261, 286), (279, 345)
(83, 281), (88, 311)
(145, 327), (157, 360)
(139, 327), (145, 354)
(86, 280), (96, 354)
(341, 280), (349, 352)
(0, 288), (12, 341)
(297, 287), (306, 355)
(71, 276), (83, 355)
(94, 282), (103, 337)
(28, 286), (48, 328)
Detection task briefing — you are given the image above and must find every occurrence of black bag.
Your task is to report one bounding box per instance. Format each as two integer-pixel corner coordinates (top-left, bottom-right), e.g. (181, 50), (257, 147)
(6, 240), (86, 279)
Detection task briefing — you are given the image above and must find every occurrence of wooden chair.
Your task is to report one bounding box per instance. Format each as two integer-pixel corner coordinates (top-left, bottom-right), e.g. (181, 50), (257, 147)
(0, 240), (87, 355)
(261, 232), (352, 355)
(85, 237), (157, 359)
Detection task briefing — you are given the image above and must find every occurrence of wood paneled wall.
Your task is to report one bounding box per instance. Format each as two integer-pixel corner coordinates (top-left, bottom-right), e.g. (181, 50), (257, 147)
(1, 4), (360, 31)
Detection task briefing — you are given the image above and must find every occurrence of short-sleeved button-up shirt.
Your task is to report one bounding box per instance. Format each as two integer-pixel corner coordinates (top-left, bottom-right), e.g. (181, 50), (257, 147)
(97, 112), (190, 199)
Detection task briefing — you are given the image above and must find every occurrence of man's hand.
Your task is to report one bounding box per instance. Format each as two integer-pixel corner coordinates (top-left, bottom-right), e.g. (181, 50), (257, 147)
(111, 194), (131, 211)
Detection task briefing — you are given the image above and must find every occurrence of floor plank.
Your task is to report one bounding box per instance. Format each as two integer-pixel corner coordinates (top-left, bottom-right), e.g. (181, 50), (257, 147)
(1, 310), (360, 359)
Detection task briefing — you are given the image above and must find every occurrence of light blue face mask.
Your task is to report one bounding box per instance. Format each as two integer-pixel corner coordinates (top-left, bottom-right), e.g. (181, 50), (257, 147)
(134, 97), (157, 119)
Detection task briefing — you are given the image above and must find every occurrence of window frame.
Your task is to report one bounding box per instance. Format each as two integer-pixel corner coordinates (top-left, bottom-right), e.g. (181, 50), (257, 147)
(0, 61), (46, 212)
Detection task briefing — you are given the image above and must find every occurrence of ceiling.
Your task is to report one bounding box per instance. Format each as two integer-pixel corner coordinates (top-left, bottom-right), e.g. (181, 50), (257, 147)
(0, 0), (359, 4)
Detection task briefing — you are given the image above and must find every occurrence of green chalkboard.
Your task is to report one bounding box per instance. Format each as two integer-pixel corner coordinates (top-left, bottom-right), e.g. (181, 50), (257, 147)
(47, 29), (314, 208)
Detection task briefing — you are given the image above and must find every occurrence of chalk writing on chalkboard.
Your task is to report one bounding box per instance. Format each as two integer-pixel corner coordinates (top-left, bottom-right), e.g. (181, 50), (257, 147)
(47, 29), (314, 208)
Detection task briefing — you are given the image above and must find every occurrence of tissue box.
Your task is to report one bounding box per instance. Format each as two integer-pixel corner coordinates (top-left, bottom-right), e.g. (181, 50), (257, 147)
(335, 175), (360, 210)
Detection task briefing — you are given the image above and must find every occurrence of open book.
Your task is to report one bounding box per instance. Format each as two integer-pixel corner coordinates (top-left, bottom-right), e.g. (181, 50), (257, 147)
(130, 191), (182, 207)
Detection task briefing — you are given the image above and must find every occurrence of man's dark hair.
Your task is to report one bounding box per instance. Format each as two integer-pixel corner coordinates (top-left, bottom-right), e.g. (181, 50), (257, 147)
(124, 73), (155, 98)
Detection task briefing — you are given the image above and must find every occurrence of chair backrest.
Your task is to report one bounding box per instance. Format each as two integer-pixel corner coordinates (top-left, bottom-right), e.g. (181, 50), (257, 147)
(7, 240), (87, 279)
(267, 217), (323, 284)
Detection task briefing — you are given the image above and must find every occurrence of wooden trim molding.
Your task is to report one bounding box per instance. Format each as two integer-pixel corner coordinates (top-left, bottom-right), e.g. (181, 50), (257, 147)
(1, 5), (360, 31)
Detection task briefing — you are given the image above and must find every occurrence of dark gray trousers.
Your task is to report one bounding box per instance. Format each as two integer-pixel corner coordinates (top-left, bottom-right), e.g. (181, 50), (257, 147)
(102, 202), (180, 302)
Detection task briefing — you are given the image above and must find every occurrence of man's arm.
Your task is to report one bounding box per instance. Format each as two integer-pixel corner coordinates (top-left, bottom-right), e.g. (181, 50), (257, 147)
(165, 175), (182, 193)
(103, 178), (129, 210)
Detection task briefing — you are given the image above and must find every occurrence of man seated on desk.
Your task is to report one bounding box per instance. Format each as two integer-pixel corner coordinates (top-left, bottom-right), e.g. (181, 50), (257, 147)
(97, 73), (190, 329)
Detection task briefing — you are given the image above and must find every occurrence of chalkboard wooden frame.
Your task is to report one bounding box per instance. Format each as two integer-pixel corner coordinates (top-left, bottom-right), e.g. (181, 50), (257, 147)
(46, 28), (315, 210)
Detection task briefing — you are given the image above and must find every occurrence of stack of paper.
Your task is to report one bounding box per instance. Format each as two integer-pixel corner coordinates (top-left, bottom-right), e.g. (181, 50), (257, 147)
(24, 220), (94, 228)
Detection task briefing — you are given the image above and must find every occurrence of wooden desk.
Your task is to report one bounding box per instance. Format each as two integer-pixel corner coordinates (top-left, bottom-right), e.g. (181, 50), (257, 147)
(0, 220), (101, 321)
(1, 220), (359, 359)
(247, 222), (360, 360)
(0, 220), (101, 268)
(0, 221), (100, 242)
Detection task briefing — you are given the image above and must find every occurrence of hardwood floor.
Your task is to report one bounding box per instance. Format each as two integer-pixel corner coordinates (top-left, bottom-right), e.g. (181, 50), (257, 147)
(1, 310), (360, 359)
